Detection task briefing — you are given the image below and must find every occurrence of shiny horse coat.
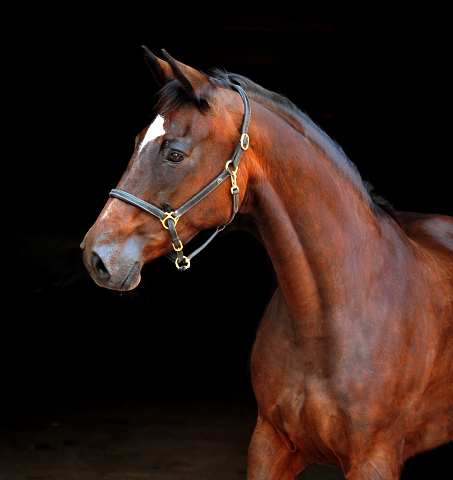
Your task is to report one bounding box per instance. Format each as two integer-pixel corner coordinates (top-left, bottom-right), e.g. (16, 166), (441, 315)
(81, 48), (453, 479)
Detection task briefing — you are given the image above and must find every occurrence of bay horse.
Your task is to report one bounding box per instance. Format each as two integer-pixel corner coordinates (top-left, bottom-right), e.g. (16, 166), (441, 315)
(81, 47), (453, 479)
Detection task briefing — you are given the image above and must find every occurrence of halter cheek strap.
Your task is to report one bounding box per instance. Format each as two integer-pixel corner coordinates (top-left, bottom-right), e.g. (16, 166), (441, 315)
(109, 85), (251, 271)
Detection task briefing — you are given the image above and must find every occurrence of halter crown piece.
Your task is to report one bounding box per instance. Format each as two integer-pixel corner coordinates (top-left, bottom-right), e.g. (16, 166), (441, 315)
(109, 84), (251, 271)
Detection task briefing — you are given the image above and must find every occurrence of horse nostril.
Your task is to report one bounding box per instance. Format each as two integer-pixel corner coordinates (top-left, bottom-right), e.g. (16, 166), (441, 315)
(91, 251), (110, 279)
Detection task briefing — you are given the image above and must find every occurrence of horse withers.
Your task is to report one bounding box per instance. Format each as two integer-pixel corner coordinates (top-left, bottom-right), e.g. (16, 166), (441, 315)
(81, 48), (453, 479)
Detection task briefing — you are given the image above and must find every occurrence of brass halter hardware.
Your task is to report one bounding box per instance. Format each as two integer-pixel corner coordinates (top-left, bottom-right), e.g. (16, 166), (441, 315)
(172, 241), (184, 252)
(225, 160), (239, 195)
(160, 212), (179, 230)
(175, 255), (191, 270)
(240, 133), (250, 151)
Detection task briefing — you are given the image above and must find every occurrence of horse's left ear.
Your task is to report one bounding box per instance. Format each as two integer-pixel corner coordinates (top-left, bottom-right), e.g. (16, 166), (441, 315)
(161, 49), (215, 110)
(142, 46), (174, 86)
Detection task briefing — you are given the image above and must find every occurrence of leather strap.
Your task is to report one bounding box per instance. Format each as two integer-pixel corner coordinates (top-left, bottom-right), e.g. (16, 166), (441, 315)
(230, 86), (251, 168)
(107, 188), (167, 220)
(173, 169), (231, 219)
(109, 84), (251, 270)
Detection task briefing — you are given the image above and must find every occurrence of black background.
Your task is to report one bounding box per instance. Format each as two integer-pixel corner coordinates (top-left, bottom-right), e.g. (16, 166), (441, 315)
(7, 1), (452, 477)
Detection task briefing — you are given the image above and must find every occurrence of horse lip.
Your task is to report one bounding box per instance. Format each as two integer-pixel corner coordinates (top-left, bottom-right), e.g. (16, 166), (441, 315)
(121, 261), (141, 290)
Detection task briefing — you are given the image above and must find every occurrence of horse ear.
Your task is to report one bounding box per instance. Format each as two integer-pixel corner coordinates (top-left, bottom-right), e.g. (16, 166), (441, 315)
(161, 49), (214, 110)
(141, 45), (174, 86)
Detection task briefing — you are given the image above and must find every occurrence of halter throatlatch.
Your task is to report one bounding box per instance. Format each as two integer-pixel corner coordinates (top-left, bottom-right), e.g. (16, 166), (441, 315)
(109, 84), (251, 271)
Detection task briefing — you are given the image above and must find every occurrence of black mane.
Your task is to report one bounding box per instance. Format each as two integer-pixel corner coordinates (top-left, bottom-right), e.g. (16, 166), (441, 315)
(155, 70), (399, 223)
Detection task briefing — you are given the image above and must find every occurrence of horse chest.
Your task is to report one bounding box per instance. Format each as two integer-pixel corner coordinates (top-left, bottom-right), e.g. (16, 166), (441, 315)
(252, 343), (347, 464)
(251, 305), (347, 462)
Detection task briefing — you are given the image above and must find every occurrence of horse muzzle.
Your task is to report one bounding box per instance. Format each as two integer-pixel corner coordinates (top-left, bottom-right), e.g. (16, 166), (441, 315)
(80, 233), (144, 291)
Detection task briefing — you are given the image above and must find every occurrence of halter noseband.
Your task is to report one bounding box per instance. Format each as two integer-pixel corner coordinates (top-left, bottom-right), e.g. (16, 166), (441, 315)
(109, 85), (251, 271)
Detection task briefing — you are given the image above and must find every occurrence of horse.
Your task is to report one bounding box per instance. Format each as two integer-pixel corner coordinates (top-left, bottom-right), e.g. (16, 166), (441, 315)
(81, 47), (453, 479)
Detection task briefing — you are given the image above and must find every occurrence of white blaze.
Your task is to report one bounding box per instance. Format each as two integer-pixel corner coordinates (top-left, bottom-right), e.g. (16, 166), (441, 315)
(137, 115), (165, 154)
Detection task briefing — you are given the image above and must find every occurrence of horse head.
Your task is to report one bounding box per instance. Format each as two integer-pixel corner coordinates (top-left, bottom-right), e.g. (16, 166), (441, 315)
(81, 48), (251, 290)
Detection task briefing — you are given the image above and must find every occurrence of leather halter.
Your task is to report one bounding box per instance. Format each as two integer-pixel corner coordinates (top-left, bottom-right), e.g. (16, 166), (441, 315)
(109, 84), (251, 271)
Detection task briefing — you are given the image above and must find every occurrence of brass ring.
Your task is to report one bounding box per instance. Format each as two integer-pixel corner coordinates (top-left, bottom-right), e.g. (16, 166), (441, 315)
(175, 256), (191, 270)
(160, 212), (179, 230)
(225, 160), (238, 174)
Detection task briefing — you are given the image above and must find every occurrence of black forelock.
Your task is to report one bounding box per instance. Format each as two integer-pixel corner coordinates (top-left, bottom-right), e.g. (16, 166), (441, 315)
(155, 78), (211, 114)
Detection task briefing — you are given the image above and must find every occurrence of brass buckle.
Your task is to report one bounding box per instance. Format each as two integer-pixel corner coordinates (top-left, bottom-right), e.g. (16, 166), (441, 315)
(160, 212), (179, 230)
(240, 133), (249, 151)
(172, 241), (183, 252)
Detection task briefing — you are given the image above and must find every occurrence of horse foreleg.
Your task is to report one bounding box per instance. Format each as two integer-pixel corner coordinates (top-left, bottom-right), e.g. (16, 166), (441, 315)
(344, 446), (404, 480)
(247, 414), (306, 480)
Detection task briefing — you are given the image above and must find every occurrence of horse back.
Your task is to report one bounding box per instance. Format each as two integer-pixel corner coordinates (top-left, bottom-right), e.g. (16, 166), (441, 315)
(398, 212), (453, 259)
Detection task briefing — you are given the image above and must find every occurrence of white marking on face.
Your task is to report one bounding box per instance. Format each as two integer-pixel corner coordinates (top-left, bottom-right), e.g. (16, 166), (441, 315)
(137, 115), (166, 154)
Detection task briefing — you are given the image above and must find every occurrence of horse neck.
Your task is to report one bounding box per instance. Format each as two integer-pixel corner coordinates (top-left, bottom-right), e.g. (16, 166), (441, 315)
(243, 101), (388, 325)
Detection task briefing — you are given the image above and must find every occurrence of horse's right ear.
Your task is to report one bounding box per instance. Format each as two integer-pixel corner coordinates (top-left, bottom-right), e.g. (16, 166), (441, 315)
(141, 46), (174, 86)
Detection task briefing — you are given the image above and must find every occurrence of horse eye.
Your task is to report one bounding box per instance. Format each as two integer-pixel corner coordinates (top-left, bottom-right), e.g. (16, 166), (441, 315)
(167, 152), (185, 163)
